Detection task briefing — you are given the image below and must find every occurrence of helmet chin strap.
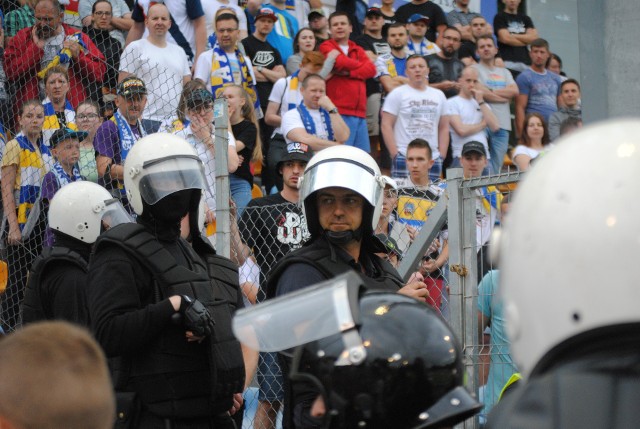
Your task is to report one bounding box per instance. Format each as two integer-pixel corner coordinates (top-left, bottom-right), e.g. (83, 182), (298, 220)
(325, 227), (363, 246)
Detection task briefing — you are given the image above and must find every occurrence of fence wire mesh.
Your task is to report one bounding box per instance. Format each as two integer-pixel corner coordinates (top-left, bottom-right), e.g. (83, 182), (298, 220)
(0, 9), (521, 429)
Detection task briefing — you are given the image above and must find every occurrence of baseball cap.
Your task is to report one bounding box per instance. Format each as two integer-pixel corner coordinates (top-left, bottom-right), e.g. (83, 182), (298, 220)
(255, 7), (277, 22)
(407, 14), (430, 24)
(277, 142), (312, 171)
(366, 7), (384, 18)
(375, 234), (403, 259)
(185, 88), (214, 109)
(117, 76), (147, 97)
(308, 8), (325, 20)
(461, 141), (487, 157)
(50, 128), (88, 148)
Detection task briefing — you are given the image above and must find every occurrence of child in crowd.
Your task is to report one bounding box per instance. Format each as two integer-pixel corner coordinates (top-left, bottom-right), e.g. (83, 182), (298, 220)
(41, 128), (87, 247)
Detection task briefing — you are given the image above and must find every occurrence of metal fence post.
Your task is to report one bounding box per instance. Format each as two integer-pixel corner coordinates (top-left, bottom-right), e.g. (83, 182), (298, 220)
(446, 168), (465, 349)
(214, 98), (231, 258)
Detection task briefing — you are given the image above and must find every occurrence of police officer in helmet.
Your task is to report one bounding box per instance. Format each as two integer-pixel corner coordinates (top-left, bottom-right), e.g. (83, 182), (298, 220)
(487, 119), (640, 428)
(22, 181), (132, 326)
(235, 272), (482, 429)
(265, 145), (431, 428)
(87, 133), (246, 428)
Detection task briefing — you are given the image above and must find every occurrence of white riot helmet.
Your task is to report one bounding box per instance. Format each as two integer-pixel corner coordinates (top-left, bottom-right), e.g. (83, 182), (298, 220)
(299, 145), (384, 240)
(499, 119), (640, 378)
(48, 182), (133, 244)
(124, 133), (206, 216)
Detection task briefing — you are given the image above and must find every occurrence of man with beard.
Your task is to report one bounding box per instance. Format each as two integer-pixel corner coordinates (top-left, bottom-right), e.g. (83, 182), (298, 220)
(87, 133), (247, 428)
(376, 22), (409, 94)
(426, 26), (465, 98)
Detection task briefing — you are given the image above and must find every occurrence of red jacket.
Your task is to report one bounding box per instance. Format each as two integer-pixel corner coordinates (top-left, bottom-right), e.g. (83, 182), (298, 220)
(319, 38), (376, 118)
(5, 24), (106, 112)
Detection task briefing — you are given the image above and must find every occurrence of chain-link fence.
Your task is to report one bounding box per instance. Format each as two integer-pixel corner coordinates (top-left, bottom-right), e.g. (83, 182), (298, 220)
(0, 9), (520, 429)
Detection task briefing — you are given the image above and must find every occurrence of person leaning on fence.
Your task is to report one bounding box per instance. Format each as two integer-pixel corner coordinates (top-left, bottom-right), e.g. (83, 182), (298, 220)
(265, 145), (430, 429)
(394, 138), (449, 313)
(0, 99), (51, 332)
(264, 50), (325, 192)
(4, 0), (106, 115)
(22, 181), (131, 326)
(87, 133), (247, 429)
(239, 142), (312, 429)
(93, 76), (156, 214)
(281, 73), (350, 149)
(0, 321), (115, 429)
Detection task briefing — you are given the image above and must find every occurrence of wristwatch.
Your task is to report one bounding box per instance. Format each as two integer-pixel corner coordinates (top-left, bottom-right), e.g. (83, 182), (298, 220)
(328, 108), (339, 114)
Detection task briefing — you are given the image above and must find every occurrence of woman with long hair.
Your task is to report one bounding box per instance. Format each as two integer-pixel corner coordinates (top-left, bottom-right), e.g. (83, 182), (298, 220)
(223, 84), (262, 216)
(286, 27), (336, 77)
(513, 113), (551, 171)
(1, 99), (51, 331)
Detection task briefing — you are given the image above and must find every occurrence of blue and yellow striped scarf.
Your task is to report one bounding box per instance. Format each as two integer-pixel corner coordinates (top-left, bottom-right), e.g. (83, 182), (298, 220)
(14, 134), (50, 230)
(209, 43), (261, 113)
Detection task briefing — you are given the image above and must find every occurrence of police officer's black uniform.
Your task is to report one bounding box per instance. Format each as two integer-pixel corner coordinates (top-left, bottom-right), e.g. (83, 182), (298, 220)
(88, 195), (245, 429)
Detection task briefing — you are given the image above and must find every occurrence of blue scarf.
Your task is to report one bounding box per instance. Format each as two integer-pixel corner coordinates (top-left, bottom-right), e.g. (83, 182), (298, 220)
(111, 110), (145, 163)
(408, 38), (428, 56)
(51, 160), (83, 188)
(209, 43), (261, 114)
(297, 102), (334, 142)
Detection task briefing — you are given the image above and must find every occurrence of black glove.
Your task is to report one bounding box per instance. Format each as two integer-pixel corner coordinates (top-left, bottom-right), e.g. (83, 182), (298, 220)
(178, 295), (215, 337)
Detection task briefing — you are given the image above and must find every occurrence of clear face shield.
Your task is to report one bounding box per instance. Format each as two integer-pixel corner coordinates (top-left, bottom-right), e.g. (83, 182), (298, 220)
(138, 155), (206, 206)
(232, 271), (366, 361)
(100, 198), (134, 230)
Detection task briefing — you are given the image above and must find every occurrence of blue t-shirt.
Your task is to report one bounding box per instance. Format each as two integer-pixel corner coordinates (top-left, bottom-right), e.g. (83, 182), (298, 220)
(516, 68), (562, 123)
(478, 270), (518, 416)
(393, 56), (407, 77)
(264, 4), (298, 65)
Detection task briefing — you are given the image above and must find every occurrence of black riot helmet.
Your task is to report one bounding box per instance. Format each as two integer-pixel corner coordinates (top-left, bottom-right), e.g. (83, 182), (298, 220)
(233, 272), (481, 429)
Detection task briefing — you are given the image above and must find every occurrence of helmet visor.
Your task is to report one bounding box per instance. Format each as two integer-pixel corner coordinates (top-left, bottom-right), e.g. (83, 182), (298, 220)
(139, 155), (206, 205)
(101, 198), (134, 229)
(233, 272), (363, 352)
(300, 159), (382, 209)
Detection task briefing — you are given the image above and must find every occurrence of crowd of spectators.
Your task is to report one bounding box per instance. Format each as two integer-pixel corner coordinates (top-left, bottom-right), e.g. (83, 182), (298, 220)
(0, 0), (582, 426)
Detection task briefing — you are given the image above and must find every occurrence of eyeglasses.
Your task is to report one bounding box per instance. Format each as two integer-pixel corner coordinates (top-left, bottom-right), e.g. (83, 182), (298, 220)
(94, 11), (112, 17)
(217, 27), (239, 34)
(443, 35), (461, 43)
(77, 113), (100, 120)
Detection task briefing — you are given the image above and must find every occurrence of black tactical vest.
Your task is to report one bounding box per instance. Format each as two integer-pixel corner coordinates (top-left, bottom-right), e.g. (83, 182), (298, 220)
(94, 223), (245, 417)
(23, 247), (88, 324)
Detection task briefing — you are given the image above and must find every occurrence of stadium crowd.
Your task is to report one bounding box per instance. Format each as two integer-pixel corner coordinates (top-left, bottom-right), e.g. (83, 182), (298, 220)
(0, 0), (582, 427)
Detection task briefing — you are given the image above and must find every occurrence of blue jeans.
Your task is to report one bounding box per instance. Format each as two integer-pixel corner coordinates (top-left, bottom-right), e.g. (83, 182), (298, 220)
(230, 174), (252, 217)
(488, 128), (510, 174)
(342, 115), (371, 152)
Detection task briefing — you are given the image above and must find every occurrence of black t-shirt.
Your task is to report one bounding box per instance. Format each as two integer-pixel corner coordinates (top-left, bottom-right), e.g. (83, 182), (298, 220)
(241, 34), (284, 109)
(426, 54), (465, 98)
(231, 119), (257, 186)
(354, 33), (390, 96)
(395, 1), (447, 43)
(493, 11), (535, 65)
(239, 193), (309, 298)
